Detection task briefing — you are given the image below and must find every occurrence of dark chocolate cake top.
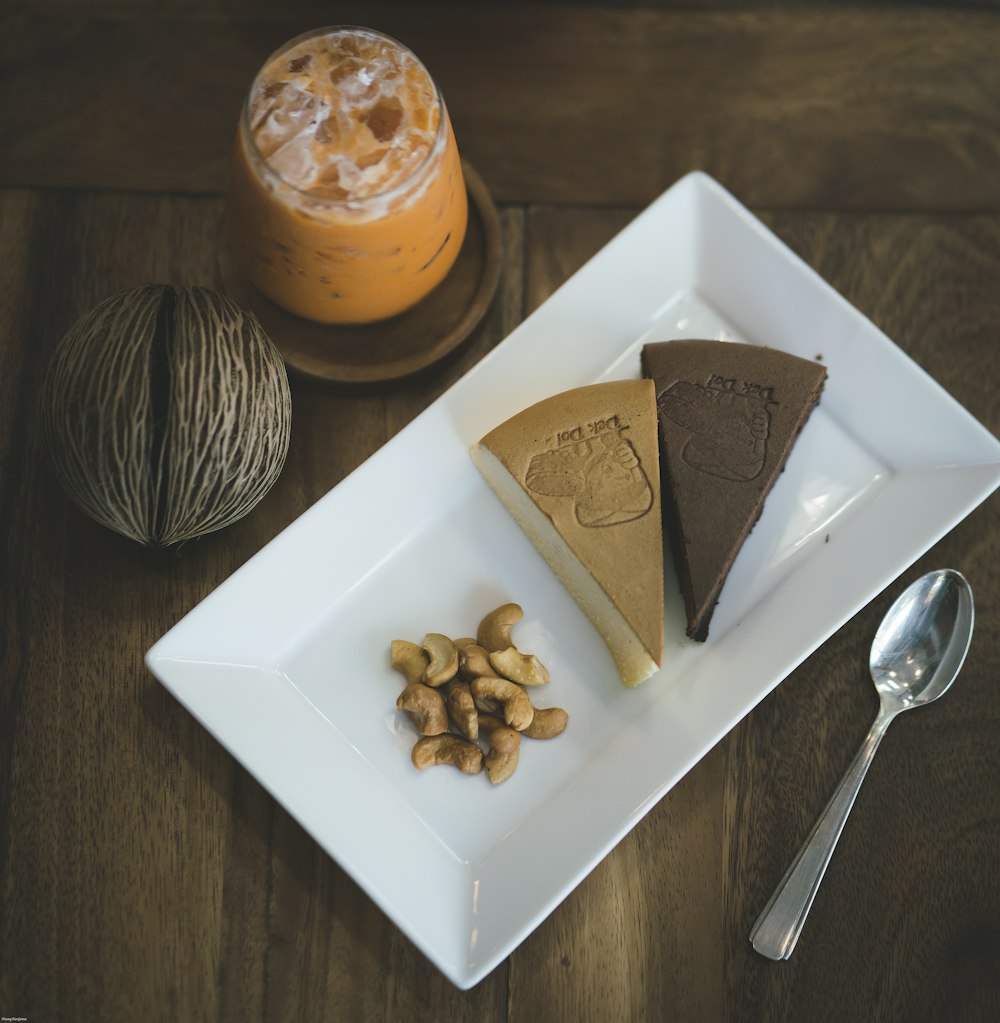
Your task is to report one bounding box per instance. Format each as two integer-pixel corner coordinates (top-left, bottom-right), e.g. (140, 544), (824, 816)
(641, 339), (827, 641)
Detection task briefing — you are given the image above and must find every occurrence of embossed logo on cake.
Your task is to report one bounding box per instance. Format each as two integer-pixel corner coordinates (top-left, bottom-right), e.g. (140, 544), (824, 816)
(658, 374), (776, 481)
(525, 414), (653, 527)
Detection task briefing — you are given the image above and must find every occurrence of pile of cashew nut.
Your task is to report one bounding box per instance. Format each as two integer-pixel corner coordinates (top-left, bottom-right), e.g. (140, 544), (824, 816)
(391, 602), (569, 785)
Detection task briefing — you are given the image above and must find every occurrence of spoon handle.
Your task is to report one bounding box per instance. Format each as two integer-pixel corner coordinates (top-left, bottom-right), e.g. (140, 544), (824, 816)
(750, 708), (896, 960)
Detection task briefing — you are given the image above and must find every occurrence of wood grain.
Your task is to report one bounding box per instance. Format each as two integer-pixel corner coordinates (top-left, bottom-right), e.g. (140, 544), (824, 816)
(0, 189), (516, 1021)
(2, 183), (998, 1019)
(3, 2), (1000, 1018)
(3, 6), (1000, 210)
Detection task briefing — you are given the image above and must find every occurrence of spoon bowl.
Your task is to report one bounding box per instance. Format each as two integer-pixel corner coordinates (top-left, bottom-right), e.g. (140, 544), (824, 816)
(870, 568), (974, 709)
(750, 568), (974, 960)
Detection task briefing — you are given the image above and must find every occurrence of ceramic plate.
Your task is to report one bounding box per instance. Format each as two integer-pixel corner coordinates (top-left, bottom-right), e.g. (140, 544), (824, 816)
(146, 172), (1000, 989)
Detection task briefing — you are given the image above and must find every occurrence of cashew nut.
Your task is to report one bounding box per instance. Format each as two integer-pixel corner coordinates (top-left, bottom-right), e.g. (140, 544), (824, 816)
(523, 706), (569, 740)
(411, 734), (483, 774)
(472, 691), (501, 715)
(422, 633), (458, 687)
(396, 683), (448, 736)
(459, 643), (498, 681)
(470, 676), (534, 732)
(453, 637), (477, 652)
(478, 714), (521, 785)
(476, 603), (524, 652)
(390, 639), (430, 687)
(489, 646), (550, 687)
(457, 644), (501, 711)
(445, 680), (478, 740)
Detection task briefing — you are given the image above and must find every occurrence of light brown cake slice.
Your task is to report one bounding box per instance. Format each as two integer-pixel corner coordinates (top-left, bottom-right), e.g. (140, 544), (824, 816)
(471, 380), (664, 686)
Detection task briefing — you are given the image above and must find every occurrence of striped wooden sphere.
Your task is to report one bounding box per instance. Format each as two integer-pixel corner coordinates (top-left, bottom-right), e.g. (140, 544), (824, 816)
(41, 285), (292, 546)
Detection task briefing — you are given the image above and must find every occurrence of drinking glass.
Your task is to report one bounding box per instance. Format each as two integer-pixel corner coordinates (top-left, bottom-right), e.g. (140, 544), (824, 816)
(226, 26), (468, 325)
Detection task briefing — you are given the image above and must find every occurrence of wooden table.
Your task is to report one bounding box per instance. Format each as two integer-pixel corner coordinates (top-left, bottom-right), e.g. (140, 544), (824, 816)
(3, 2), (999, 1019)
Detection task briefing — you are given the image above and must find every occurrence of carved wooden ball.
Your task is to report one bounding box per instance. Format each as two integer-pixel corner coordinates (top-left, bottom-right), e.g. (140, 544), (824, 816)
(41, 285), (292, 546)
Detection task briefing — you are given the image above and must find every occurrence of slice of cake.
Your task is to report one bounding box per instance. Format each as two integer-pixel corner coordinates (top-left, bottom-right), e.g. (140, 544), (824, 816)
(471, 380), (664, 687)
(641, 340), (827, 642)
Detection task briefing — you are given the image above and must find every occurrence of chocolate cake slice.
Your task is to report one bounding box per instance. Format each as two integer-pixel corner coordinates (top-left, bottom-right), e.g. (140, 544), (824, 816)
(471, 380), (664, 686)
(641, 340), (826, 641)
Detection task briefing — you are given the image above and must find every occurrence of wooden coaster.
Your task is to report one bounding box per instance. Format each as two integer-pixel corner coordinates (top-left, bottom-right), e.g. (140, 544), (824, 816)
(218, 160), (501, 385)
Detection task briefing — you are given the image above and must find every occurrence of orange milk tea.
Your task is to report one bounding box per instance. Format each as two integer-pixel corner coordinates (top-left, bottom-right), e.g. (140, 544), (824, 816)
(227, 27), (468, 324)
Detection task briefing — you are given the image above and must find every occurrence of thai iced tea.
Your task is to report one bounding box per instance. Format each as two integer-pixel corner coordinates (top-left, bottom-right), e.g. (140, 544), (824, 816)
(227, 27), (468, 324)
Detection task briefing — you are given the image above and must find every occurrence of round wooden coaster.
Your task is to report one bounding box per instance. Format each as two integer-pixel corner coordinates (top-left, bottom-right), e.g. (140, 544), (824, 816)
(218, 160), (501, 385)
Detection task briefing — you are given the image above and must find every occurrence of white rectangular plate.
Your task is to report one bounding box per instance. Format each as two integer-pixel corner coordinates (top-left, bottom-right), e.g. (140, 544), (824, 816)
(146, 172), (1000, 989)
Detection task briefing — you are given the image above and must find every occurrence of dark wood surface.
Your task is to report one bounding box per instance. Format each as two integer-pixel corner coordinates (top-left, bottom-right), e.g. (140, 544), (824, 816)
(2, 3), (999, 1020)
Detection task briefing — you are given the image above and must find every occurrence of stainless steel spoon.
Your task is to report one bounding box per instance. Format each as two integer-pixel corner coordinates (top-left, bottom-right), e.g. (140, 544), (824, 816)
(750, 568), (974, 961)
